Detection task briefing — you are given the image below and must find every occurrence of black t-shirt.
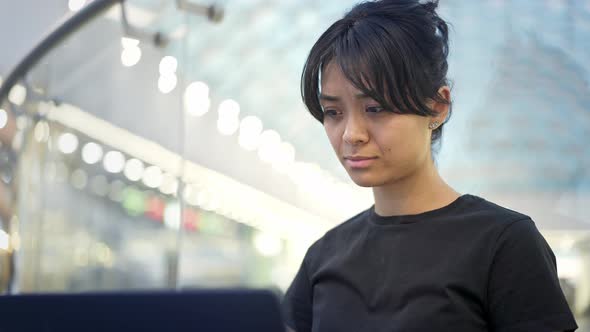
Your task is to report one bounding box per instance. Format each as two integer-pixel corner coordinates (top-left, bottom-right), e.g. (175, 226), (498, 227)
(282, 194), (578, 332)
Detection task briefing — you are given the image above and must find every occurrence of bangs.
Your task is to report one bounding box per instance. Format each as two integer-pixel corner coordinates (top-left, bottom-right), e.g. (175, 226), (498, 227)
(302, 17), (440, 123)
(334, 19), (434, 116)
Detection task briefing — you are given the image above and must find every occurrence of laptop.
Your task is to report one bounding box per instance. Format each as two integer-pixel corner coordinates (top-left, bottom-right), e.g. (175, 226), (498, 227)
(0, 289), (285, 332)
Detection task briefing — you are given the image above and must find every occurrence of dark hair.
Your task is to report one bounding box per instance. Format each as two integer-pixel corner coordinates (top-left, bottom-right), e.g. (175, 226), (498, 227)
(301, 0), (451, 146)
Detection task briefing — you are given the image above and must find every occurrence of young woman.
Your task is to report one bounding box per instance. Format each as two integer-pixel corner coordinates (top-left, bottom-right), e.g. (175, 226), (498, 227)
(281, 0), (578, 331)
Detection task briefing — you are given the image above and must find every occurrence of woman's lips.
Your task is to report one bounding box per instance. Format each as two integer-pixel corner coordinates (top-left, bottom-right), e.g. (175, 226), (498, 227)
(344, 156), (377, 169)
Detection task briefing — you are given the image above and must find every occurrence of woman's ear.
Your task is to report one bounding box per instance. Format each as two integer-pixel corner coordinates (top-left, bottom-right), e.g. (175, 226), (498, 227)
(430, 85), (451, 123)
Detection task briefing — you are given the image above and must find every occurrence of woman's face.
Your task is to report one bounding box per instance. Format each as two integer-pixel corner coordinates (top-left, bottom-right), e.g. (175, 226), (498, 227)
(320, 61), (442, 188)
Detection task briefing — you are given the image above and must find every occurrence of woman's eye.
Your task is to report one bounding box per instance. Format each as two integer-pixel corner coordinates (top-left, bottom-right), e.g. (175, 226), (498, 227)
(366, 106), (386, 113)
(323, 109), (341, 117)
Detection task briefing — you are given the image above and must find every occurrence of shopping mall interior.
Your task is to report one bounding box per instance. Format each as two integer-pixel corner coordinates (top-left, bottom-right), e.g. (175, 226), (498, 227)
(0, 0), (589, 329)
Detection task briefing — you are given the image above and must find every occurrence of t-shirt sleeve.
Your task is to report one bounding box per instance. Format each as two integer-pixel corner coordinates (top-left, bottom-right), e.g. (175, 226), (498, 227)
(281, 258), (313, 332)
(487, 218), (578, 332)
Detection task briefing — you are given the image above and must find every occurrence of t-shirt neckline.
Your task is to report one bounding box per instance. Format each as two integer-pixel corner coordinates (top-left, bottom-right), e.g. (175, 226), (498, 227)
(368, 194), (477, 226)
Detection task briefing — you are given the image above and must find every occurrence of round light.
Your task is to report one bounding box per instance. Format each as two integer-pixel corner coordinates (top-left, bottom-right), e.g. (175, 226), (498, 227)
(240, 116), (263, 136)
(184, 81), (210, 116)
(68, 0), (86, 11)
(124, 158), (144, 182)
(272, 142), (296, 173)
(121, 47), (141, 67)
(253, 232), (282, 257)
(121, 37), (139, 48)
(159, 173), (178, 195)
(185, 97), (210, 117)
(82, 142), (103, 165)
(70, 169), (88, 190)
(58, 132), (79, 154)
(183, 185), (199, 206)
(142, 165), (163, 188)
(8, 85), (27, 106)
(217, 118), (240, 136)
(239, 116), (263, 151)
(185, 81), (209, 97)
(103, 151), (125, 173)
(164, 202), (181, 230)
(122, 187), (146, 216)
(0, 109), (8, 129)
(159, 56), (178, 76)
(257, 130), (281, 163)
(238, 135), (259, 151)
(158, 74), (177, 94)
(218, 99), (240, 119)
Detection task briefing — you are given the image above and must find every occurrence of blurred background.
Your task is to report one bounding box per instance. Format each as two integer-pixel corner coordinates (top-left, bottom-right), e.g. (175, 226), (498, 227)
(0, 0), (588, 328)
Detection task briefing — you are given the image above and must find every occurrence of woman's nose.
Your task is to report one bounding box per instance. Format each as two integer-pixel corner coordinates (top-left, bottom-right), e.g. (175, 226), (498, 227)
(342, 116), (369, 145)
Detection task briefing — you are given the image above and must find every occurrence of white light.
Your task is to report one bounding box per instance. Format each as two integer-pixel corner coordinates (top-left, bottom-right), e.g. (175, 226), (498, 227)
(238, 116), (263, 151)
(164, 202), (181, 230)
(257, 130), (281, 163)
(82, 142), (103, 165)
(184, 81), (210, 116)
(9, 84), (26, 106)
(240, 116), (263, 136)
(58, 132), (79, 154)
(159, 56), (178, 76)
(183, 185), (199, 206)
(239, 135), (259, 151)
(159, 173), (178, 195)
(68, 0), (86, 11)
(253, 232), (282, 257)
(218, 99), (240, 119)
(217, 117), (240, 136)
(0, 109), (7, 129)
(103, 150), (125, 173)
(124, 158), (144, 182)
(0, 229), (9, 251)
(186, 81), (209, 97)
(158, 74), (177, 94)
(272, 142), (296, 173)
(121, 37), (140, 48)
(142, 165), (163, 188)
(121, 47), (142, 67)
(34, 121), (50, 142)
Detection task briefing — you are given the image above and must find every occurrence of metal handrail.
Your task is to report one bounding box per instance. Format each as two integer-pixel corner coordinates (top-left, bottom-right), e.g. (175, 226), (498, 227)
(0, 0), (123, 104)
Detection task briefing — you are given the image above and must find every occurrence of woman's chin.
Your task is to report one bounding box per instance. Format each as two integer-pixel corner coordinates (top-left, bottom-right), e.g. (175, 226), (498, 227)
(348, 174), (381, 188)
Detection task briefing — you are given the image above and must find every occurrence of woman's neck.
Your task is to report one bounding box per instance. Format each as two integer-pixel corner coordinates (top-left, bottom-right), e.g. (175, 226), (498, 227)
(372, 160), (460, 217)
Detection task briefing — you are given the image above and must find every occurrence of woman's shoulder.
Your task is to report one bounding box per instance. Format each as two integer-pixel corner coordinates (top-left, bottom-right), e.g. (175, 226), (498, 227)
(304, 208), (372, 259)
(462, 194), (532, 225)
